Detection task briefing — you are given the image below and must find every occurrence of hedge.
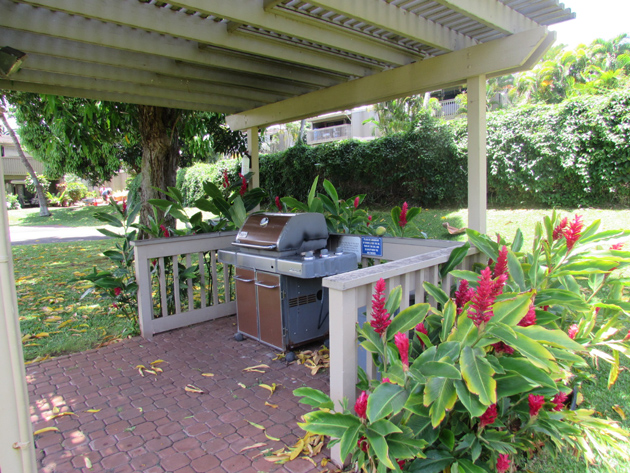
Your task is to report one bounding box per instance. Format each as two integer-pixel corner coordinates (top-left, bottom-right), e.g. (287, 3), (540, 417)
(175, 158), (242, 206)
(260, 88), (630, 208)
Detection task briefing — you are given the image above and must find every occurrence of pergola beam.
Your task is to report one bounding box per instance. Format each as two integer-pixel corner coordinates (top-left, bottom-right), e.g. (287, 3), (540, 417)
(304, 0), (478, 51)
(431, 0), (539, 34)
(0, 28), (317, 99)
(18, 0), (380, 77)
(0, 0), (346, 88)
(0, 79), (233, 113)
(168, 0), (422, 66)
(227, 26), (550, 130)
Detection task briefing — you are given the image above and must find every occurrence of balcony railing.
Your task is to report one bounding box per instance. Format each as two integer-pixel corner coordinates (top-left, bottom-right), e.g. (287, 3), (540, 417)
(306, 123), (351, 144)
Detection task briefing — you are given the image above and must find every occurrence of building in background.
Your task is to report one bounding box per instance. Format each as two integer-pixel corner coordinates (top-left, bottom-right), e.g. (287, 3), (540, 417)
(1, 134), (45, 206)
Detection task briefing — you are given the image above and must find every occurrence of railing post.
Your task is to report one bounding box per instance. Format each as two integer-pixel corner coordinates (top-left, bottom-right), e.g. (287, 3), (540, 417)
(328, 285), (359, 466)
(133, 244), (155, 340)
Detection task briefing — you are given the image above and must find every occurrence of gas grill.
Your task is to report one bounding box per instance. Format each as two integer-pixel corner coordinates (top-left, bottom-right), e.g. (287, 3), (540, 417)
(218, 213), (357, 351)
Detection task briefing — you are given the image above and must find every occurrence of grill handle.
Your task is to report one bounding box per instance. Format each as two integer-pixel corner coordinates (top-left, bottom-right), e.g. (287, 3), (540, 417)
(235, 276), (254, 283)
(232, 242), (277, 250)
(255, 282), (280, 289)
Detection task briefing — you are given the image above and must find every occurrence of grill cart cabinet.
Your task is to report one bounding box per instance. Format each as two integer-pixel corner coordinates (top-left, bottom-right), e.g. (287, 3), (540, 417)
(219, 213), (357, 352)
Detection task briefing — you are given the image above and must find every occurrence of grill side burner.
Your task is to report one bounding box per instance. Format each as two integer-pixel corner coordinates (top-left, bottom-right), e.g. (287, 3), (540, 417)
(218, 212), (357, 351)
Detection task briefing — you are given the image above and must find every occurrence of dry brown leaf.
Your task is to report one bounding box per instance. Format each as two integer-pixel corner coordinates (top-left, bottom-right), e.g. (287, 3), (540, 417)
(150, 359), (165, 365)
(259, 383), (277, 397)
(48, 412), (77, 420)
(301, 456), (317, 466)
(33, 427), (60, 435)
(613, 405), (626, 419)
(265, 401), (278, 409)
(201, 373), (214, 377)
(243, 364), (270, 373)
(240, 442), (267, 452)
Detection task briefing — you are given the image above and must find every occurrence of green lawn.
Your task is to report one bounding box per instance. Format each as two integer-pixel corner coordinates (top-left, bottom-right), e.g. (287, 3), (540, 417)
(8, 204), (110, 227)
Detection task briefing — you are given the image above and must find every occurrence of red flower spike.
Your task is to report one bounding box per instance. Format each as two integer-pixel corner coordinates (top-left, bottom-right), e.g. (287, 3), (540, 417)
(567, 324), (579, 340)
(528, 394), (545, 417)
(455, 280), (474, 314)
(623, 329), (630, 342)
(357, 436), (369, 453)
(397, 460), (407, 468)
(518, 304), (537, 327)
(160, 224), (169, 238)
(222, 170), (229, 189)
(563, 214), (584, 251)
(382, 377), (393, 384)
(553, 217), (568, 241)
(369, 278), (391, 335)
(493, 246), (509, 279)
(240, 175), (247, 196)
(354, 196), (360, 209)
(491, 273), (508, 299)
(275, 196), (282, 212)
(480, 404), (498, 429)
(394, 332), (410, 371)
(114, 287), (122, 296)
(399, 202), (408, 228)
(497, 454), (510, 473)
(355, 391), (368, 419)
(367, 215), (372, 227)
(492, 342), (514, 355)
(122, 200), (127, 214)
(415, 322), (428, 348)
(551, 392), (568, 411)
(468, 267), (497, 327)
(610, 243), (625, 251)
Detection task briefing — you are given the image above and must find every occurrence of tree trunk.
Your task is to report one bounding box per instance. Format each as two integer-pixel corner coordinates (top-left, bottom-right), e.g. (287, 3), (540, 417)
(297, 119), (306, 145)
(0, 96), (51, 217)
(137, 105), (180, 239)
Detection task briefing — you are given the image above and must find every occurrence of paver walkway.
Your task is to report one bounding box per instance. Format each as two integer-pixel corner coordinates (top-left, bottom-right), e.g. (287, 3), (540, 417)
(27, 316), (331, 473)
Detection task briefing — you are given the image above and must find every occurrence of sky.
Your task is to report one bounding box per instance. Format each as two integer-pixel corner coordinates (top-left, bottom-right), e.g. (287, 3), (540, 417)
(549, 0), (630, 48)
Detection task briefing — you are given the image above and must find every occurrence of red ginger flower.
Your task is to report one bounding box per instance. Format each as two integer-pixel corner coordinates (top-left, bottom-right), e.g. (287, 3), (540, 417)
(468, 267), (501, 327)
(357, 436), (368, 452)
(518, 304), (537, 327)
(355, 391), (368, 419)
(492, 342), (514, 355)
(382, 377), (393, 384)
(610, 242), (625, 251)
(275, 196), (282, 212)
(222, 169), (229, 189)
(122, 200), (127, 214)
(623, 329), (630, 342)
(160, 224), (169, 238)
(567, 324), (579, 339)
(455, 279), (474, 314)
(367, 215), (372, 226)
(399, 202), (408, 228)
(528, 394), (545, 417)
(493, 246), (509, 279)
(553, 217), (568, 241)
(369, 278), (391, 335)
(239, 173), (247, 196)
(394, 332), (410, 371)
(497, 454), (510, 473)
(563, 214), (584, 251)
(415, 322), (428, 347)
(480, 404), (498, 428)
(551, 391), (568, 411)
(114, 287), (122, 296)
(354, 196), (360, 209)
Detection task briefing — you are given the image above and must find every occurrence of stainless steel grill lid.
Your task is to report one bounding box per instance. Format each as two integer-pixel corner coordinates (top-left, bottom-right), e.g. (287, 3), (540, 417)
(233, 213), (328, 254)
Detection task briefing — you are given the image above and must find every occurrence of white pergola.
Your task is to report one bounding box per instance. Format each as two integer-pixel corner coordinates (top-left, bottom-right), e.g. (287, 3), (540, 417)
(0, 1), (574, 471)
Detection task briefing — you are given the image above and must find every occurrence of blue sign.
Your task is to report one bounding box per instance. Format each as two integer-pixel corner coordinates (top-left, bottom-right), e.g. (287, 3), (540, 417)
(361, 236), (383, 257)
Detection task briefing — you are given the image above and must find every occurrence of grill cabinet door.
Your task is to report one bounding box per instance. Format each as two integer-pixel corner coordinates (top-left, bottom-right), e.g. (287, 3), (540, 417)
(235, 268), (258, 339)
(256, 272), (283, 350)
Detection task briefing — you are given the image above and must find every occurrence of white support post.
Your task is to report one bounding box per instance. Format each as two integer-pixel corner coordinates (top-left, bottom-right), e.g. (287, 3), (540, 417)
(328, 285), (359, 466)
(467, 74), (487, 234)
(0, 158), (37, 473)
(247, 127), (259, 190)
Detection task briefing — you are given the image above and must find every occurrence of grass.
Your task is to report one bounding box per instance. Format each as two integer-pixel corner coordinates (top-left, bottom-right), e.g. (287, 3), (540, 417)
(8, 204), (110, 227)
(13, 239), (137, 363)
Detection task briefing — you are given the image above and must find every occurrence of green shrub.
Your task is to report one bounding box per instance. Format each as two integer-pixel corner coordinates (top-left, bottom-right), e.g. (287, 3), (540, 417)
(24, 174), (51, 195)
(65, 181), (88, 203)
(6, 194), (21, 210)
(176, 159), (242, 206)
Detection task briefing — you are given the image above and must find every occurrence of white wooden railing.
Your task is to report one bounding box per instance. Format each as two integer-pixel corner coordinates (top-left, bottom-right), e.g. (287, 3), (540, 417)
(132, 232), (238, 339)
(323, 240), (478, 462)
(306, 124), (352, 144)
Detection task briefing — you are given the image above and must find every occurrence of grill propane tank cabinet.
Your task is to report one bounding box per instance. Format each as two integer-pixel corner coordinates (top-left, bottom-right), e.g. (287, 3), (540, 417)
(218, 213), (357, 355)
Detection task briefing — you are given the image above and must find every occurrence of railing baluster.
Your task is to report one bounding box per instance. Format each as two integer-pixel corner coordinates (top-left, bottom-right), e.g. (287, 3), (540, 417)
(173, 255), (181, 314)
(186, 254), (193, 312)
(198, 251), (206, 309)
(211, 252), (219, 306)
(159, 257), (168, 318)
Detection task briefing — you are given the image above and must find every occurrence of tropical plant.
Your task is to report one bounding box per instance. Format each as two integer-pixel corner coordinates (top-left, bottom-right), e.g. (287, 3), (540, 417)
(296, 212), (630, 472)
(6, 193), (21, 210)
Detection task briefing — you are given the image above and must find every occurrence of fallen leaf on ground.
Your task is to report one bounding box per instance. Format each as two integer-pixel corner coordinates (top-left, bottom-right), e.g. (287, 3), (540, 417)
(48, 412), (78, 420)
(33, 427), (60, 435)
(247, 420), (266, 430)
(265, 432), (281, 441)
(201, 373), (214, 377)
(150, 359), (165, 365)
(85, 409), (101, 413)
(265, 401), (278, 409)
(613, 405), (626, 419)
(240, 442), (267, 452)
(184, 384), (204, 394)
(243, 364), (270, 373)
(238, 382), (247, 389)
(259, 383), (278, 397)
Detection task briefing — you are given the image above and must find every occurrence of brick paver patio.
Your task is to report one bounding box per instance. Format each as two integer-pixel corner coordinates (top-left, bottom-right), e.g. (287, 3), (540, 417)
(26, 315), (332, 473)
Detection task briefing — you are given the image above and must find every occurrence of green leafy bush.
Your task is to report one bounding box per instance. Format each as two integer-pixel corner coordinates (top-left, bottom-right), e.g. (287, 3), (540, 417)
(65, 181), (88, 203)
(296, 213), (630, 472)
(6, 194), (21, 209)
(25, 173), (50, 195)
(176, 159), (242, 206)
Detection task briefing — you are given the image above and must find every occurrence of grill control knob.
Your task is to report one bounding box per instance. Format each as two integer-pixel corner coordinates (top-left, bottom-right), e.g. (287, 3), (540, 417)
(303, 251), (314, 260)
(320, 249), (329, 258)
